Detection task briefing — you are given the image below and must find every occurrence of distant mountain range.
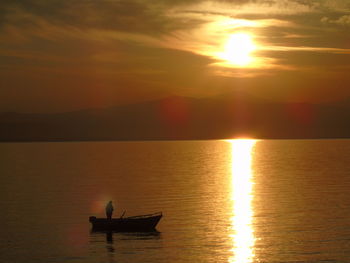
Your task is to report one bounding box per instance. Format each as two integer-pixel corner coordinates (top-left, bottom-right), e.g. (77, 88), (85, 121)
(0, 96), (349, 141)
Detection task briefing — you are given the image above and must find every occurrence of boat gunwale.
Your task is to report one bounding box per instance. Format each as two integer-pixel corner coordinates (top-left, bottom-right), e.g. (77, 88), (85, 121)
(89, 212), (163, 222)
(125, 212), (162, 220)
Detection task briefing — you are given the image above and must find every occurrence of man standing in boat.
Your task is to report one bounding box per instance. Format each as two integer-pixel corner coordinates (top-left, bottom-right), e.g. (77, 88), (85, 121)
(106, 201), (114, 220)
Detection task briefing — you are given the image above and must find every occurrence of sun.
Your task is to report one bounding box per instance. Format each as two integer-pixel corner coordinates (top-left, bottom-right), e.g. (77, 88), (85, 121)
(219, 33), (256, 67)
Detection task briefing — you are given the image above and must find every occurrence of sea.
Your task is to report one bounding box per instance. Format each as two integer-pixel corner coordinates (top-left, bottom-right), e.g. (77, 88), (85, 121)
(0, 139), (350, 263)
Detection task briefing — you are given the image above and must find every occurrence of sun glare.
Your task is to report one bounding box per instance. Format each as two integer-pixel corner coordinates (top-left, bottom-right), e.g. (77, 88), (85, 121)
(219, 33), (256, 67)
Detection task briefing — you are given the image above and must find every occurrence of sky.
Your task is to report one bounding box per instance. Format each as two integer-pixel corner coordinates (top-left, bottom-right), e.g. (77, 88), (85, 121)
(0, 0), (350, 113)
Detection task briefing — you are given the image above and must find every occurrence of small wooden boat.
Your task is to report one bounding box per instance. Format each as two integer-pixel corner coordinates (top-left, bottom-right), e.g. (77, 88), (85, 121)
(89, 212), (162, 232)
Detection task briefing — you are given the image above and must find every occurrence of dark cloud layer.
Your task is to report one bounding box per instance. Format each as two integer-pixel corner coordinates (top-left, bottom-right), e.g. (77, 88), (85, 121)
(0, 0), (205, 35)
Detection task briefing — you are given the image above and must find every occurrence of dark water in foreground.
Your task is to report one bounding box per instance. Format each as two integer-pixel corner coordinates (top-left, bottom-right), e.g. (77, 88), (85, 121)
(1, 139), (350, 263)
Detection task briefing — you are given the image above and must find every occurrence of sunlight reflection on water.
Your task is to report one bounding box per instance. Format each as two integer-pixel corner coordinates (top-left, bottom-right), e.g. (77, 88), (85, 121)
(228, 139), (257, 263)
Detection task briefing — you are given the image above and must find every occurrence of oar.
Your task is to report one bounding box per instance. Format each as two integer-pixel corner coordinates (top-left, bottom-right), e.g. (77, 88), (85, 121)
(120, 210), (126, 218)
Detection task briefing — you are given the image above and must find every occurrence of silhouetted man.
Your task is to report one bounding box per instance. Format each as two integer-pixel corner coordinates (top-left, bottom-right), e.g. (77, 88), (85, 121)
(106, 201), (114, 220)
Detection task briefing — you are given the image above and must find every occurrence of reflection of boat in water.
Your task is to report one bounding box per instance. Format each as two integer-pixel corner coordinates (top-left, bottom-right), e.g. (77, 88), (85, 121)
(89, 212), (162, 232)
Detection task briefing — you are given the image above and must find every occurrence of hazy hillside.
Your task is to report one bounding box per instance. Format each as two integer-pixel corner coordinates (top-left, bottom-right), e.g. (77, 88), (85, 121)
(0, 96), (349, 141)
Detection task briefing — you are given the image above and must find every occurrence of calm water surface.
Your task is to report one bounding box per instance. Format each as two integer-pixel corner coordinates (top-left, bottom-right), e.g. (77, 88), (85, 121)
(1, 139), (350, 263)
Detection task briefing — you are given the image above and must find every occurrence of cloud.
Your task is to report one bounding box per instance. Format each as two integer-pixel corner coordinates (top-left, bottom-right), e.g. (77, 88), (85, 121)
(171, 0), (315, 19)
(317, 0), (350, 12)
(0, 0), (205, 36)
(321, 15), (350, 26)
(262, 45), (350, 54)
(1, 0), (348, 78)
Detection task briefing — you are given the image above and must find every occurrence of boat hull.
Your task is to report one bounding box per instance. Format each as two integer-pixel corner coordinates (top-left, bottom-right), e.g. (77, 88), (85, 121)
(89, 212), (162, 232)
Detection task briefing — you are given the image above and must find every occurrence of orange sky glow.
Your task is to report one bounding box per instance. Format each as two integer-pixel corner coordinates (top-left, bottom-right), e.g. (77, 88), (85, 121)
(0, 0), (350, 113)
